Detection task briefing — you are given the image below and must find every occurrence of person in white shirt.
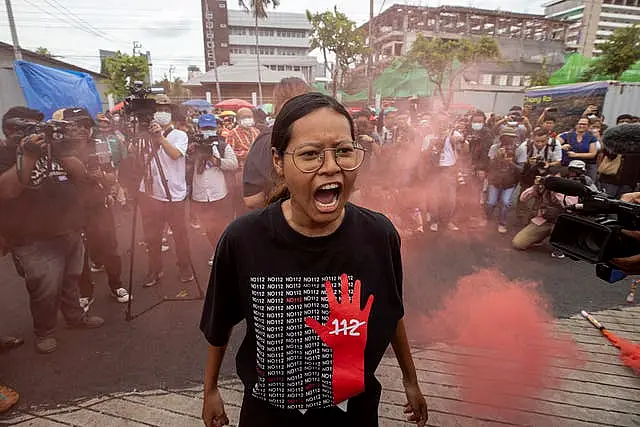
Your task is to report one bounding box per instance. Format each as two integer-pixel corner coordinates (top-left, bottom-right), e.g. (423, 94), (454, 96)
(422, 120), (461, 232)
(189, 114), (238, 265)
(138, 95), (194, 286)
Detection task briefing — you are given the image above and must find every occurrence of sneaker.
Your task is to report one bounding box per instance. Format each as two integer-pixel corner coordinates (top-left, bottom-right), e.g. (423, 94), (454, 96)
(179, 269), (195, 283)
(478, 218), (488, 227)
(424, 212), (432, 223)
(430, 223), (439, 232)
(627, 292), (636, 304)
(90, 263), (104, 273)
(79, 297), (95, 314)
(167, 228), (173, 236)
(143, 271), (163, 287)
(111, 287), (131, 303)
(415, 226), (424, 233)
(208, 257), (214, 267)
(190, 221), (201, 230)
(68, 315), (104, 329)
(447, 223), (460, 231)
(498, 225), (508, 234)
(551, 250), (566, 259)
(161, 243), (170, 253)
(35, 336), (57, 354)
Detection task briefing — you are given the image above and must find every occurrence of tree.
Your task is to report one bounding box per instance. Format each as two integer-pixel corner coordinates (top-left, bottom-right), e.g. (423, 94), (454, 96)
(307, 7), (369, 98)
(529, 58), (551, 87)
(584, 25), (640, 81)
(404, 35), (500, 109)
(103, 52), (149, 100)
(35, 47), (53, 58)
(239, 0), (280, 104)
(153, 76), (189, 99)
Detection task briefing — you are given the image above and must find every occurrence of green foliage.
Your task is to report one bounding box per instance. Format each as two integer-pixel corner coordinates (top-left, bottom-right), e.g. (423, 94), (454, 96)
(35, 47), (53, 58)
(530, 58), (550, 87)
(153, 76), (188, 98)
(103, 52), (149, 100)
(584, 25), (640, 80)
(238, 0), (280, 19)
(405, 34), (500, 107)
(307, 7), (369, 96)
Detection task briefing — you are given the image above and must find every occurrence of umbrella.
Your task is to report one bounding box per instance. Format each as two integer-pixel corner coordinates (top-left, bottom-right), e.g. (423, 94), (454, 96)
(183, 99), (211, 109)
(216, 99), (254, 110)
(257, 103), (273, 114)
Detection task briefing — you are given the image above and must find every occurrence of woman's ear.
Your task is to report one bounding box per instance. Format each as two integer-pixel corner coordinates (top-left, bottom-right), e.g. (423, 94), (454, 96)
(272, 147), (284, 177)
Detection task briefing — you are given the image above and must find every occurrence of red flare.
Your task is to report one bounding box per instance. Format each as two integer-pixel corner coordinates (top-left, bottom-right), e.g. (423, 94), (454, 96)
(602, 329), (640, 375)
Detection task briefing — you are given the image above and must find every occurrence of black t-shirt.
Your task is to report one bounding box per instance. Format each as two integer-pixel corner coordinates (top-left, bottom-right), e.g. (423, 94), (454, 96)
(242, 127), (274, 198)
(0, 143), (84, 246)
(200, 202), (404, 426)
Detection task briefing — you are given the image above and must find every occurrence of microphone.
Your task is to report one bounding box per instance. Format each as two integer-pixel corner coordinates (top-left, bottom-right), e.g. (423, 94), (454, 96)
(602, 124), (640, 155)
(543, 176), (591, 197)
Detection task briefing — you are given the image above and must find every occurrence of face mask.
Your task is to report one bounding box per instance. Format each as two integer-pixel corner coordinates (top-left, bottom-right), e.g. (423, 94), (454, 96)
(154, 111), (172, 126)
(518, 124), (526, 130)
(507, 121), (518, 127)
(471, 123), (484, 131)
(201, 130), (216, 137)
(240, 118), (254, 128)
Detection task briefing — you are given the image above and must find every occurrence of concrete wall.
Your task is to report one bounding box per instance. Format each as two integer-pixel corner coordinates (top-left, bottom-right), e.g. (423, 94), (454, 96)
(452, 88), (525, 115)
(0, 68), (27, 139)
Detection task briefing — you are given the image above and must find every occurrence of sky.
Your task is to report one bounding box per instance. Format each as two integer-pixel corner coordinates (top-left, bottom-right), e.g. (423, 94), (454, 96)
(0, 0), (542, 81)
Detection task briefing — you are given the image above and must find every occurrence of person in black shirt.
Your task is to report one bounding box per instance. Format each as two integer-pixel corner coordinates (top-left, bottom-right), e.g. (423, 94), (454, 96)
(0, 107), (104, 354)
(200, 93), (428, 427)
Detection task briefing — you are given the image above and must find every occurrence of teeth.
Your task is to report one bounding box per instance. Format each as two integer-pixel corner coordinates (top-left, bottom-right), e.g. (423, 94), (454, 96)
(319, 183), (340, 191)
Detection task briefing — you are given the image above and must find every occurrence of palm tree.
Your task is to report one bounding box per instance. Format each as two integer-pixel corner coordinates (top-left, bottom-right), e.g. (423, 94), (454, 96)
(239, 0), (280, 105)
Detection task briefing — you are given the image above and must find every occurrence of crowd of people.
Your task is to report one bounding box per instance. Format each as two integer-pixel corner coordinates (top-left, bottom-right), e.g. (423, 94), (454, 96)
(1, 77), (640, 423)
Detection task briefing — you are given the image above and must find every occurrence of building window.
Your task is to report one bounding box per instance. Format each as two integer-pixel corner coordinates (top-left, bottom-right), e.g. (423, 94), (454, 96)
(220, 23), (227, 28)
(511, 75), (522, 86)
(480, 74), (492, 85)
(206, 12), (213, 19)
(523, 76), (532, 86)
(294, 66), (301, 71)
(220, 42), (228, 48)
(277, 65), (285, 71)
(218, 2), (226, 8)
(497, 75), (508, 86)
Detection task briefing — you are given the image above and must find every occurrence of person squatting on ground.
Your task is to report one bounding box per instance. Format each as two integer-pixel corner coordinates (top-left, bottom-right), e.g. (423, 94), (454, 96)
(189, 114), (238, 266)
(200, 93), (428, 427)
(138, 94), (194, 287)
(0, 107), (104, 354)
(512, 167), (578, 251)
(485, 126), (521, 234)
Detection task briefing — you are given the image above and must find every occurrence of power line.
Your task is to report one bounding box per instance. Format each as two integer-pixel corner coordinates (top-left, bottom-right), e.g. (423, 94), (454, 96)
(19, 0), (109, 41)
(39, 0), (113, 40)
(46, 0), (113, 39)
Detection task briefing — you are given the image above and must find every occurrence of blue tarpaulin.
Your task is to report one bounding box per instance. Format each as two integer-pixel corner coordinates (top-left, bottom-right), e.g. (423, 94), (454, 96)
(14, 60), (102, 120)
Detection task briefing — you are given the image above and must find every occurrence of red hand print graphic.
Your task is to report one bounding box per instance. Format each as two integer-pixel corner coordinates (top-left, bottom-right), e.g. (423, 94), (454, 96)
(305, 274), (374, 406)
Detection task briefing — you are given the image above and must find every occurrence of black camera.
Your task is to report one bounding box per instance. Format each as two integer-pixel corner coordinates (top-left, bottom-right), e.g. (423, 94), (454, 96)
(192, 131), (224, 157)
(124, 81), (164, 124)
(9, 118), (66, 145)
(86, 138), (113, 172)
(545, 176), (640, 282)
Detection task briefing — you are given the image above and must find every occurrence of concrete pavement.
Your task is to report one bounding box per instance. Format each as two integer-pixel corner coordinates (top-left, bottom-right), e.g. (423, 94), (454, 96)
(3, 306), (639, 427)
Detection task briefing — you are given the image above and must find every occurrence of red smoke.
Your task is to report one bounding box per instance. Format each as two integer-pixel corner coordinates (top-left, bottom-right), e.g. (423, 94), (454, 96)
(602, 330), (640, 375)
(414, 269), (583, 423)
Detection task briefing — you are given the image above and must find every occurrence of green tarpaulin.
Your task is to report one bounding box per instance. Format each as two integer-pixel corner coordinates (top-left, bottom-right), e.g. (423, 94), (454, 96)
(548, 54), (593, 85)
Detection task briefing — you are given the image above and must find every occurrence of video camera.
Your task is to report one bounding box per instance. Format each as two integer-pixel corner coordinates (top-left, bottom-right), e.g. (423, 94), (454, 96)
(545, 176), (640, 282)
(9, 117), (67, 145)
(191, 130), (224, 157)
(124, 80), (164, 124)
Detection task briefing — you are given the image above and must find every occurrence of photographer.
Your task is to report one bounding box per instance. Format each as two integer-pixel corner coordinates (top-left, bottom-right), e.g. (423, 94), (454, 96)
(598, 120), (640, 199)
(62, 109), (131, 307)
(0, 107), (104, 354)
(467, 110), (494, 176)
(138, 95), (194, 286)
(512, 168), (578, 252)
(516, 127), (562, 189)
(567, 160), (598, 191)
(190, 114), (238, 265)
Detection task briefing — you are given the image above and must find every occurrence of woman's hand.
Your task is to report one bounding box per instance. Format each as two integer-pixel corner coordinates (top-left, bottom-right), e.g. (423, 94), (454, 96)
(568, 151), (576, 158)
(403, 378), (428, 427)
(202, 388), (229, 427)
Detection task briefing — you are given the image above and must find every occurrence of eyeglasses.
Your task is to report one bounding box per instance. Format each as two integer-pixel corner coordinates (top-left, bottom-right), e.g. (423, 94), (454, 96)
(283, 141), (366, 173)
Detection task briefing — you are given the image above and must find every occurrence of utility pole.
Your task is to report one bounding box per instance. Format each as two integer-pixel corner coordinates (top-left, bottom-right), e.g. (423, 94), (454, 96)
(132, 41), (142, 56)
(5, 0), (23, 61)
(367, 0), (374, 107)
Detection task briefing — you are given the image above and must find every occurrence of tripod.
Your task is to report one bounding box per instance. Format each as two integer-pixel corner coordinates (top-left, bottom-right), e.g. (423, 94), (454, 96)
(124, 120), (204, 322)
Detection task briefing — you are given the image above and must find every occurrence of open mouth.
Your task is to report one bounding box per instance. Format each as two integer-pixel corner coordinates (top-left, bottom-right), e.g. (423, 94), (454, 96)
(313, 183), (342, 213)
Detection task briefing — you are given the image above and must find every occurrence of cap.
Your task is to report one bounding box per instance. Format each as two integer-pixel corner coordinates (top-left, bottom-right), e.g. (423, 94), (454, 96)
(500, 126), (518, 138)
(568, 160), (586, 171)
(198, 114), (217, 129)
(52, 108), (95, 125)
(155, 94), (172, 105)
(96, 113), (110, 123)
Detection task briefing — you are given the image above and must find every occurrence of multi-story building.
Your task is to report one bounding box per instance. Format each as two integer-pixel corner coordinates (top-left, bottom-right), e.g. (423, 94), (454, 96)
(199, 0), (319, 82)
(356, 4), (568, 91)
(544, 0), (640, 57)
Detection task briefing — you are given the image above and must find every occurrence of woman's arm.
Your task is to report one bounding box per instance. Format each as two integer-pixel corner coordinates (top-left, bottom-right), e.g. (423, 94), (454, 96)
(202, 335), (232, 427)
(569, 142), (597, 160)
(392, 318), (428, 427)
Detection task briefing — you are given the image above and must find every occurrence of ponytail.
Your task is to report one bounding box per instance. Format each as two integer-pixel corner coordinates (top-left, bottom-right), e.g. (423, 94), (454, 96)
(266, 179), (290, 205)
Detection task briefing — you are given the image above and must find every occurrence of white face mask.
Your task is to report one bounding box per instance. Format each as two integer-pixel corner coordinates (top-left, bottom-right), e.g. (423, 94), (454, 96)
(201, 130), (216, 137)
(507, 121), (518, 127)
(518, 124), (526, 130)
(471, 123), (484, 131)
(240, 118), (254, 128)
(154, 111), (172, 126)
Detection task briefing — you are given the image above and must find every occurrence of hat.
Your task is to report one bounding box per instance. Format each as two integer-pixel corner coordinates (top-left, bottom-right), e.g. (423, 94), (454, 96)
(198, 114), (217, 129)
(52, 108), (95, 125)
(500, 126), (517, 138)
(96, 113), (110, 123)
(155, 94), (172, 105)
(568, 160), (586, 171)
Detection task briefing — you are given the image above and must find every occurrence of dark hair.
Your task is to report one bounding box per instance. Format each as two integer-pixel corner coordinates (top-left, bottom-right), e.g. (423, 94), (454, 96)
(533, 127), (549, 137)
(543, 115), (556, 123)
(470, 110), (486, 122)
(273, 77), (311, 115)
(267, 93), (355, 204)
(617, 114), (634, 124)
(2, 106), (44, 136)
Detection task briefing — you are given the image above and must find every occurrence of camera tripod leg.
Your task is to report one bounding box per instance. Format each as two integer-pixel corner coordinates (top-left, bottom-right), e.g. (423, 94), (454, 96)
(125, 195), (139, 322)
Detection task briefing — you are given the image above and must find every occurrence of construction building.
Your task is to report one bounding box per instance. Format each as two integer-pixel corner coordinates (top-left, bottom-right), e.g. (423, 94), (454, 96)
(356, 4), (568, 91)
(544, 0), (640, 57)
(200, 0), (319, 82)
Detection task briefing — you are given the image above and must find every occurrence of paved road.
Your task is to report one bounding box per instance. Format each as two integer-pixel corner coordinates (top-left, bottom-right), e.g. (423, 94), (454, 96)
(0, 205), (633, 414)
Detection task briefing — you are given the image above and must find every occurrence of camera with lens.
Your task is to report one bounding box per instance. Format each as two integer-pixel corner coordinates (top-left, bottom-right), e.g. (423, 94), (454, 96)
(10, 118), (67, 145)
(124, 80), (164, 125)
(192, 130), (224, 157)
(545, 176), (640, 282)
